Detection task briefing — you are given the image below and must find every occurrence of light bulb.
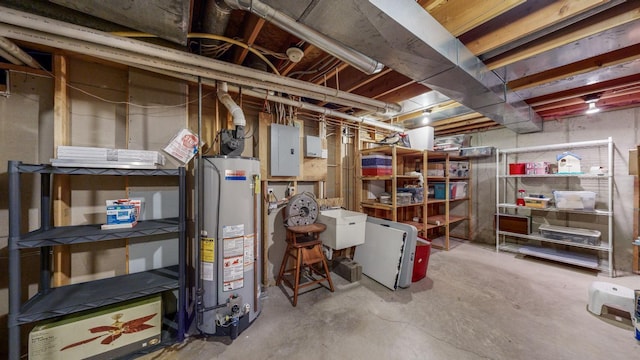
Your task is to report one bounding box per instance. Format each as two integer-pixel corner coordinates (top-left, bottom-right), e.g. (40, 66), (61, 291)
(585, 102), (600, 114)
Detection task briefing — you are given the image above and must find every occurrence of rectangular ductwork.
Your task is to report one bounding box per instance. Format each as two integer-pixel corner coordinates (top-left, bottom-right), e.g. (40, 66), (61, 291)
(262, 0), (542, 133)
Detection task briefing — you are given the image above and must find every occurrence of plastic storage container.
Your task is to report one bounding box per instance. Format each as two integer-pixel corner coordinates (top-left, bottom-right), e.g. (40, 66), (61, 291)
(539, 224), (601, 246)
(396, 192), (413, 205)
(509, 163), (526, 174)
(397, 188), (424, 203)
(317, 209), (368, 250)
(433, 182), (467, 199)
(524, 196), (551, 208)
(361, 154), (392, 167)
(412, 237), (431, 282)
(553, 191), (596, 210)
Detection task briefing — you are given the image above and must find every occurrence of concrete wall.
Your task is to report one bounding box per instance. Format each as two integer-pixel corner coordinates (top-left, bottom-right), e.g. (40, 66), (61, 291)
(470, 108), (639, 273)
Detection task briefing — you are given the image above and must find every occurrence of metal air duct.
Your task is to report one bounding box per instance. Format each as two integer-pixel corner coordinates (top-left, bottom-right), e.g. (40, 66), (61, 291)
(261, 0), (542, 133)
(224, 0), (384, 75)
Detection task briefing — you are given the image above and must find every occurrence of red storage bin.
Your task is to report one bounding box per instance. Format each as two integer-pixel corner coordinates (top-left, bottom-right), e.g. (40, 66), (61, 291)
(412, 238), (431, 282)
(509, 163), (526, 174)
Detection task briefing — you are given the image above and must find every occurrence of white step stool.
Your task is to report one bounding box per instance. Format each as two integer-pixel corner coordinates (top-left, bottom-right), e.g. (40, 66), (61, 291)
(587, 281), (635, 317)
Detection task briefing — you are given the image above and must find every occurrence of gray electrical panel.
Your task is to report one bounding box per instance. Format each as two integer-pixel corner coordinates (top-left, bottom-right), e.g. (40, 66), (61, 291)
(270, 123), (300, 176)
(305, 135), (322, 158)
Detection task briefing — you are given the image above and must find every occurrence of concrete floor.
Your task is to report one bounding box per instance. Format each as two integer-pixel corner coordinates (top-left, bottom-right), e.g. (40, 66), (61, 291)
(142, 243), (639, 360)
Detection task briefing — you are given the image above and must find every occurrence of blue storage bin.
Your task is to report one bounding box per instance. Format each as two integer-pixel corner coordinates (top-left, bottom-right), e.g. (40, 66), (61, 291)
(362, 155), (392, 167)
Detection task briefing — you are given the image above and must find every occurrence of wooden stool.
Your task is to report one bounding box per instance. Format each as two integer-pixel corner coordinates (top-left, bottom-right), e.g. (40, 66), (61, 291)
(276, 223), (335, 306)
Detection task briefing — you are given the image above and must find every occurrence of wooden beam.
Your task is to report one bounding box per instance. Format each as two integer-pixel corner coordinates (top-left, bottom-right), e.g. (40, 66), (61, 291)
(232, 14), (266, 65)
(527, 73), (640, 106)
(312, 62), (349, 86)
(53, 54), (71, 286)
(466, 0), (613, 56)
(0, 62), (49, 76)
(396, 100), (460, 122)
(508, 43), (640, 91)
(486, 1), (640, 69)
(352, 72), (415, 99)
(429, 0), (525, 36)
(420, 0), (447, 12)
(434, 117), (492, 131)
(436, 122), (501, 135)
(375, 82), (430, 103)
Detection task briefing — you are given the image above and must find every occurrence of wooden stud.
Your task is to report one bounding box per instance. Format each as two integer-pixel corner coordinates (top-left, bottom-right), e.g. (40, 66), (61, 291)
(52, 54), (71, 286)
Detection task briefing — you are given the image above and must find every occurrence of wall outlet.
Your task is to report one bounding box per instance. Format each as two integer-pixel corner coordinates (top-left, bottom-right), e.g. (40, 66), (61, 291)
(267, 187), (274, 194)
(287, 186), (296, 196)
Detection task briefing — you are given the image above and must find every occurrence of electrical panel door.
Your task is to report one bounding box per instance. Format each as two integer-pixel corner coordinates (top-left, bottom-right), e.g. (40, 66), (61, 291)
(270, 124), (300, 176)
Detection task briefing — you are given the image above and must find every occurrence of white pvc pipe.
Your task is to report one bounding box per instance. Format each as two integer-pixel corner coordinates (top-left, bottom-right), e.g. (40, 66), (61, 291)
(0, 36), (39, 68)
(117, 60), (404, 132)
(217, 82), (246, 127)
(0, 45), (22, 65)
(0, 6), (401, 114)
(0, 23), (394, 115)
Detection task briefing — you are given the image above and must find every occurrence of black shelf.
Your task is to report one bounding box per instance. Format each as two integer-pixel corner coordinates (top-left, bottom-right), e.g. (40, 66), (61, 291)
(17, 218), (180, 248)
(16, 163), (180, 176)
(8, 161), (188, 360)
(15, 265), (179, 325)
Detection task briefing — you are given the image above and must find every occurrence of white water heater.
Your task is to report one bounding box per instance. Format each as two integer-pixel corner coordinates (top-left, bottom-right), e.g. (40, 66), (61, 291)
(200, 156), (261, 338)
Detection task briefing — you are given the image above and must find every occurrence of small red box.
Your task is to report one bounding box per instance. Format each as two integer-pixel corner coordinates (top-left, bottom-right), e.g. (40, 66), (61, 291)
(509, 163), (526, 175)
(362, 167), (392, 176)
(412, 238), (431, 282)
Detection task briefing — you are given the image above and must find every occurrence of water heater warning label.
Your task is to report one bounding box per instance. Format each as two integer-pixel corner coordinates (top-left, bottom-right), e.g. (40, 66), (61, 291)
(223, 225), (245, 290)
(225, 169), (246, 181)
(201, 238), (215, 262)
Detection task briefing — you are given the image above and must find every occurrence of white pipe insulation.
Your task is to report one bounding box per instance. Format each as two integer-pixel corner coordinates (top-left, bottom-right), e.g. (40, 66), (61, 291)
(0, 36), (39, 68)
(116, 61), (405, 133)
(0, 6), (401, 115)
(0, 22), (396, 115)
(224, 0), (384, 75)
(217, 82), (246, 127)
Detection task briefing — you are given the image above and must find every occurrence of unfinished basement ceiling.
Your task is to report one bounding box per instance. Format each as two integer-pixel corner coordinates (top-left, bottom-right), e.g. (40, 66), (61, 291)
(0, 0), (639, 136)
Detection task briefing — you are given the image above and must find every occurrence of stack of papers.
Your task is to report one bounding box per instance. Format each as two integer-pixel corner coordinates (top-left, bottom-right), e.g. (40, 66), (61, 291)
(52, 146), (165, 169)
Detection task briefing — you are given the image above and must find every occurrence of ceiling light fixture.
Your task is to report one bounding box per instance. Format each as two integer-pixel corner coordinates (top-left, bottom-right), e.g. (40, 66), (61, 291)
(421, 109), (432, 124)
(584, 93), (601, 115)
(585, 102), (600, 115)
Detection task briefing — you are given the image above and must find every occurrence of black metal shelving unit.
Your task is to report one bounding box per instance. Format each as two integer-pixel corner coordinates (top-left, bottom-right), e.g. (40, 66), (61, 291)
(7, 161), (187, 360)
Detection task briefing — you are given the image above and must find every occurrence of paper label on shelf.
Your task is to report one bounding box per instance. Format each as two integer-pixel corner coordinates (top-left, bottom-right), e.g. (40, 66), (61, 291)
(201, 237), (215, 263)
(244, 234), (255, 271)
(201, 262), (214, 281)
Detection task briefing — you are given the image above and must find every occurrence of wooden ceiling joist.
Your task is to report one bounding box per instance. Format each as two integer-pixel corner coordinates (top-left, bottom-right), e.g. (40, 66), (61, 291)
(428, 0), (525, 36)
(507, 43), (640, 91)
(465, 0), (613, 56)
(486, 1), (640, 69)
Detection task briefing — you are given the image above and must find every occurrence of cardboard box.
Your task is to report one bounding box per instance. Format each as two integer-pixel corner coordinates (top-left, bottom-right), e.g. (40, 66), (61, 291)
(29, 296), (162, 360)
(494, 214), (532, 234)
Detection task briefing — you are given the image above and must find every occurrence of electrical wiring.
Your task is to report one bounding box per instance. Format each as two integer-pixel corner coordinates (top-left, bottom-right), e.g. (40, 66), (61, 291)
(111, 32), (281, 75)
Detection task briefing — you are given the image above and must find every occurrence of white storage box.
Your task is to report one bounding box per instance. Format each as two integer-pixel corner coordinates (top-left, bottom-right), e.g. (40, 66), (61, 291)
(539, 224), (601, 246)
(553, 191), (596, 210)
(318, 209), (367, 250)
(29, 296), (162, 360)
